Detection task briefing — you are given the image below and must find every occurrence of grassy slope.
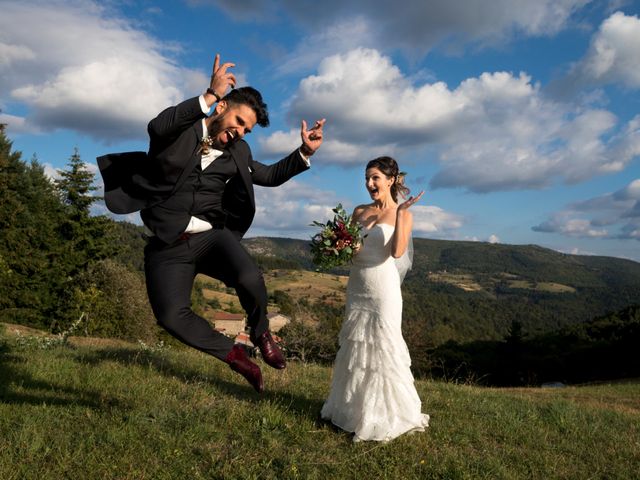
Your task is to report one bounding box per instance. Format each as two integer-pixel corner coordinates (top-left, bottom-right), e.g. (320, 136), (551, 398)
(1, 325), (638, 480)
(244, 237), (640, 339)
(198, 270), (348, 317)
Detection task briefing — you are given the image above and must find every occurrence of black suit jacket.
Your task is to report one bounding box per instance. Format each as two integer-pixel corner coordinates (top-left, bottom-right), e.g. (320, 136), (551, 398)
(98, 96), (309, 239)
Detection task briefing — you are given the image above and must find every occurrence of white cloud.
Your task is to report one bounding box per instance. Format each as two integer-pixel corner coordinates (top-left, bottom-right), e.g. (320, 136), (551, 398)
(277, 17), (374, 76)
(247, 179), (464, 239)
(559, 247), (597, 256)
(0, 42), (35, 66)
(42, 163), (61, 182)
(267, 48), (640, 193)
(249, 180), (346, 237)
(411, 205), (464, 236)
(533, 178), (640, 240)
(259, 129), (300, 156)
(236, 0), (589, 70)
(0, 0), (191, 141)
(286, 49), (449, 145)
(534, 216), (609, 238)
(564, 11), (640, 90)
(488, 234), (501, 244)
(0, 113), (37, 135)
(258, 127), (397, 164)
(188, 0), (589, 76)
(614, 178), (640, 200)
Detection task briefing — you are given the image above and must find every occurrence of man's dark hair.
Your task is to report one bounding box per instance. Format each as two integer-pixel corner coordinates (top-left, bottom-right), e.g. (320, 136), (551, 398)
(223, 87), (269, 127)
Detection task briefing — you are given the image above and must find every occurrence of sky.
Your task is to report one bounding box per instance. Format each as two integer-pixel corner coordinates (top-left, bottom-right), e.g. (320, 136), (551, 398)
(1, 0), (639, 261)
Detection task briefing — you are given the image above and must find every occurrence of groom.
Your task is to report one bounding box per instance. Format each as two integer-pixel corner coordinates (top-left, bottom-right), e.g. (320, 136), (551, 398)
(98, 54), (325, 393)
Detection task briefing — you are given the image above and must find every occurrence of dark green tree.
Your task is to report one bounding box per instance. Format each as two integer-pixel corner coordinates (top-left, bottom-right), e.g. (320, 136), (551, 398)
(55, 148), (99, 219)
(0, 127), (159, 340)
(0, 124), (66, 327)
(51, 148), (114, 330)
(54, 148), (113, 266)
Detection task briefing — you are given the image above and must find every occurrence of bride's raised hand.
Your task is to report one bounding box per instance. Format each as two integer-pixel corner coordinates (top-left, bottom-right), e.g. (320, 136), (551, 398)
(397, 191), (425, 212)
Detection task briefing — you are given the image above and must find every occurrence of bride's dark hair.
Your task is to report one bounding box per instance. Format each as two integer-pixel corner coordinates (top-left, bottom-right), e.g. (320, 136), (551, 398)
(366, 156), (410, 202)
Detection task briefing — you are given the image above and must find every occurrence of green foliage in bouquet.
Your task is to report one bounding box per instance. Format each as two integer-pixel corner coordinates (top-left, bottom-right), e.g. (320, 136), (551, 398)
(309, 204), (364, 270)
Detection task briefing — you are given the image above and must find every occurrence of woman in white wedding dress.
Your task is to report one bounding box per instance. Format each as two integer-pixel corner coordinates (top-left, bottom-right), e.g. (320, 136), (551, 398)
(321, 156), (430, 442)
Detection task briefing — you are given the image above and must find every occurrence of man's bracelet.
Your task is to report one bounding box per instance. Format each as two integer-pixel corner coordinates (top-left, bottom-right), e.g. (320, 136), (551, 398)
(206, 88), (221, 102)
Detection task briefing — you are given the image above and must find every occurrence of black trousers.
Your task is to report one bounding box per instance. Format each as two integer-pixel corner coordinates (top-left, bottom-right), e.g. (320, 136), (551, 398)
(144, 227), (269, 361)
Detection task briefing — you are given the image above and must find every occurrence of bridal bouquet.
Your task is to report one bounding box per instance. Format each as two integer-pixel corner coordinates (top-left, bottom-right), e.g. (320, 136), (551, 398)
(309, 204), (364, 270)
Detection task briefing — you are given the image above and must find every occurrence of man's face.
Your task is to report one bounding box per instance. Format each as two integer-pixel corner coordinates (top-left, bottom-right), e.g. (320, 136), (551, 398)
(208, 102), (258, 149)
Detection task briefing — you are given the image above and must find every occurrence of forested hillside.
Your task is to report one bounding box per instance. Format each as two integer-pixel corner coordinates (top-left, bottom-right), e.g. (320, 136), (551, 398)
(0, 124), (158, 341)
(242, 237), (640, 384)
(243, 236), (640, 343)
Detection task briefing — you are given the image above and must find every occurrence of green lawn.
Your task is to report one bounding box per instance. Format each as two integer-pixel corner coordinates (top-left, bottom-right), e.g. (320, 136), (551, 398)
(1, 326), (638, 479)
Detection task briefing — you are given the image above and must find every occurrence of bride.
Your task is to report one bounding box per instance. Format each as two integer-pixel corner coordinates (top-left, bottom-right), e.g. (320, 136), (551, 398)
(320, 156), (430, 442)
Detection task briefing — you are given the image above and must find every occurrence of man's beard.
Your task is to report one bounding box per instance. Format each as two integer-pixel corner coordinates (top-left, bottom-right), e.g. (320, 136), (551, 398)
(206, 115), (228, 149)
(207, 112), (240, 150)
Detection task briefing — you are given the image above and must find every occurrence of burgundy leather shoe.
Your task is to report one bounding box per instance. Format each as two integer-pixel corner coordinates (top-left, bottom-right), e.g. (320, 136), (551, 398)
(225, 345), (263, 393)
(256, 332), (286, 370)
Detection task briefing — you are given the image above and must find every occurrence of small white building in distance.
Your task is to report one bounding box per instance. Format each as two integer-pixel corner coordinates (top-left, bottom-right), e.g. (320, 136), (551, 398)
(212, 311), (246, 337)
(267, 312), (290, 332)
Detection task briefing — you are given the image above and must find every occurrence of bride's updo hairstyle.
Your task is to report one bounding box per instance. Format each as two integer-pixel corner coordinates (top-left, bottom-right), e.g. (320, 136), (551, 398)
(366, 156), (410, 203)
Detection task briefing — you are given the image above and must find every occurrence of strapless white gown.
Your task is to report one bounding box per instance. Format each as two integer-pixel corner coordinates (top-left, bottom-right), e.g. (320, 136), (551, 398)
(321, 223), (429, 442)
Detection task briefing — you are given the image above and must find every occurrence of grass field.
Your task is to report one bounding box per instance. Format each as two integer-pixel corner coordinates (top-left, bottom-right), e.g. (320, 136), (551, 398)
(198, 270), (348, 315)
(1, 324), (638, 479)
(426, 272), (576, 295)
(427, 273), (484, 292)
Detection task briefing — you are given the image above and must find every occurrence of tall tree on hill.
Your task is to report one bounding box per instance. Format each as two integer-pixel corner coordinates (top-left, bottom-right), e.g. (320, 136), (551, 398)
(51, 149), (114, 330)
(54, 148), (113, 270)
(55, 148), (98, 218)
(0, 127), (156, 338)
(0, 123), (66, 327)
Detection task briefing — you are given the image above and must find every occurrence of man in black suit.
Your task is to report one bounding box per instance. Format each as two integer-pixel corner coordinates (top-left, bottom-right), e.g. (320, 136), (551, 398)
(98, 54), (325, 392)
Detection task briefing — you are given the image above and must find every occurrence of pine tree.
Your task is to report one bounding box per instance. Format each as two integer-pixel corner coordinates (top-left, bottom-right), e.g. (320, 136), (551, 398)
(55, 148), (100, 219)
(51, 149), (114, 330)
(54, 148), (112, 267)
(0, 124), (66, 326)
(0, 128), (149, 336)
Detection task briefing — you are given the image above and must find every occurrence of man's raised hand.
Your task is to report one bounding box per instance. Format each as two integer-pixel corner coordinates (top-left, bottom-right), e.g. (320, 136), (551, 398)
(206, 53), (236, 104)
(300, 118), (326, 157)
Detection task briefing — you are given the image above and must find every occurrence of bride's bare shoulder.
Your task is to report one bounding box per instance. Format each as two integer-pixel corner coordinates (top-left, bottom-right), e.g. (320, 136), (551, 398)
(352, 204), (372, 221)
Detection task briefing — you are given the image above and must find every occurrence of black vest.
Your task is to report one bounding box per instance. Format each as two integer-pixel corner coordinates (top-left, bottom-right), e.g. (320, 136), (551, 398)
(141, 151), (237, 243)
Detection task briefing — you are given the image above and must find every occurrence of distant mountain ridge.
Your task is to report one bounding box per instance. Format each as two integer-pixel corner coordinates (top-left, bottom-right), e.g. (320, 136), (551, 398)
(243, 236), (640, 344)
(244, 235), (640, 277)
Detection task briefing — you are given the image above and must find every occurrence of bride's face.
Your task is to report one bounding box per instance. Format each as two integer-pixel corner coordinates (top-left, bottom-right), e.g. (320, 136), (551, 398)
(365, 167), (394, 201)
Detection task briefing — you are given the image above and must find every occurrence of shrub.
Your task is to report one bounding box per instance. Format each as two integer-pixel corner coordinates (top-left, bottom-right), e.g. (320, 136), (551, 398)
(72, 259), (159, 342)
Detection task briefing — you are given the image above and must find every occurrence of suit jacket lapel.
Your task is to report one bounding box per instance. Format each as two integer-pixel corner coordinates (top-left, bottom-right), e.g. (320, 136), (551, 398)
(228, 144), (255, 209)
(170, 122), (202, 197)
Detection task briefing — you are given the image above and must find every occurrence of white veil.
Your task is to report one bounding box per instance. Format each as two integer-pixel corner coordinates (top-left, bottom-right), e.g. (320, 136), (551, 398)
(395, 235), (413, 283)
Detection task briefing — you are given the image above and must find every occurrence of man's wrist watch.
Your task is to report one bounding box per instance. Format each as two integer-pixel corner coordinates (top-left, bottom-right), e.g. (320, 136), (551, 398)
(206, 88), (221, 102)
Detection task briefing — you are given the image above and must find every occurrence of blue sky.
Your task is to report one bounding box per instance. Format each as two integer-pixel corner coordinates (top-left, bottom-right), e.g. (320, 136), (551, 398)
(2, 0), (639, 261)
